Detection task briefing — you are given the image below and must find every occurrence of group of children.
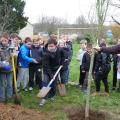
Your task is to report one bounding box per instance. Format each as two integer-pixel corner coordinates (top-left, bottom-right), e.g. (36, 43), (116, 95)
(77, 38), (120, 96)
(0, 32), (120, 107)
(0, 33), (72, 106)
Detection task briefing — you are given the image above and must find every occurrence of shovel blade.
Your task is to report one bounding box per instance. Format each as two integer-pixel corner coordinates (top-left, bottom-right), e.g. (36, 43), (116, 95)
(58, 84), (67, 96)
(13, 93), (21, 105)
(37, 86), (51, 98)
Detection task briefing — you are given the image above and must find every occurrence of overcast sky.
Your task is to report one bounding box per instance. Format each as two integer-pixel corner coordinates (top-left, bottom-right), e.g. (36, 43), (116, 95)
(24, 0), (119, 24)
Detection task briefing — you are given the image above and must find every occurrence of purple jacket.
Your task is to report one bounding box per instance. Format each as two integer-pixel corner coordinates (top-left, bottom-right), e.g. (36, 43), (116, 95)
(101, 44), (120, 54)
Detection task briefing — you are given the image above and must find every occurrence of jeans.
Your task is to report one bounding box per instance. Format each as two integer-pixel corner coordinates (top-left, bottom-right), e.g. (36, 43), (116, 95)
(60, 69), (69, 84)
(42, 72), (58, 99)
(17, 68), (29, 89)
(0, 72), (13, 101)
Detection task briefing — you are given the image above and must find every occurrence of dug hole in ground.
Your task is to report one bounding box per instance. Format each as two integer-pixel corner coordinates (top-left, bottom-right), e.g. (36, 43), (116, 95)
(0, 103), (120, 120)
(65, 107), (120, 120)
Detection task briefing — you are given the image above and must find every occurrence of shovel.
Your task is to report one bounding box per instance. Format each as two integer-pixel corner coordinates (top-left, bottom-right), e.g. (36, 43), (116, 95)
(57, 74), (67, 96)
(12, 55), (21, 105)
(37, 65), (63, 98)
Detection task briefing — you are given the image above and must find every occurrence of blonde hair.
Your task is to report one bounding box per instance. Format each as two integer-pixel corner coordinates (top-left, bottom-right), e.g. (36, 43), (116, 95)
(32, 35), (39, 42)
(58, 39), (66, 46)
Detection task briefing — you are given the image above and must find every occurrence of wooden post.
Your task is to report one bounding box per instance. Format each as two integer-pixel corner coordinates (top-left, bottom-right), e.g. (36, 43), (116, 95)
(85, 50), (95, 120)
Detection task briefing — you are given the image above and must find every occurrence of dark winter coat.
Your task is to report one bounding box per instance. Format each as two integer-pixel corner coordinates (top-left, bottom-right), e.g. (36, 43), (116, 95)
(43, 46), (65, 79)
(66, 41), (73, 61)
(61, 47), (71, 71)
(94, 51), (111, 74)
(81, 52), (91, 72)
(101, 44), (120, 54)
(30, 45), (43, 66)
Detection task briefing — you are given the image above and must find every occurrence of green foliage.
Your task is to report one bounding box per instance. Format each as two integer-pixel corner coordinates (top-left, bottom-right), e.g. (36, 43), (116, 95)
(107, 39), (117, 45)
(75, 33), (94, 44)
(84, 33), (93, 43)
(0, 0), (28, 33)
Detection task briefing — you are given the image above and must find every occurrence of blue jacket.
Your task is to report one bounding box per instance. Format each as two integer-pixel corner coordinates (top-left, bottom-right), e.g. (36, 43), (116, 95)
(18, 44), (33, 68)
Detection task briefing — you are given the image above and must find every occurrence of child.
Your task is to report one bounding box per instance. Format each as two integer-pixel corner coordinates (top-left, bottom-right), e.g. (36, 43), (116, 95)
(112, 38), (120, 90)
(29, 36), (43, 91)
(0, 35), (13, 102)
(17, 37), (38, 92)
(81, 43), (92, 92)
(39, 38), (65, 106)
(76, 39), (87, 87)
(58, 40), (70, 84)
(39, 36), (44, 48)
(93, 43), (111, 96)
(117, 54), (120, 92)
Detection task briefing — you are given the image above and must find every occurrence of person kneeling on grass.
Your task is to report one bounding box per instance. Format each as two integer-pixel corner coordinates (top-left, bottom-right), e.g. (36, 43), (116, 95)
(39, 38), (66, 106)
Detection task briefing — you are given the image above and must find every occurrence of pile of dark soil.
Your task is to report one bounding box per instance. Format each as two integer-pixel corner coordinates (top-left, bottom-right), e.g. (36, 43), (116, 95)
(0, 103), (48, 120)
(65, 107), (106, 120)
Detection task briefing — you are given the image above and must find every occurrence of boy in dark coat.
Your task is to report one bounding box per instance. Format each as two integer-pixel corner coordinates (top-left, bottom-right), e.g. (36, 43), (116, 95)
(39, 39), (66, 106)
(58, 40), (70, 84)
(93, 43), (111, 96)
(81, 43), (92, 92)
(29, 36), (43, 91)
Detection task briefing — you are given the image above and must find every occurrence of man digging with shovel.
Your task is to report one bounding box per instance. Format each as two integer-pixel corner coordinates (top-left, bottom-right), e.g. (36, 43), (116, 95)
(39, 38), (66, 106)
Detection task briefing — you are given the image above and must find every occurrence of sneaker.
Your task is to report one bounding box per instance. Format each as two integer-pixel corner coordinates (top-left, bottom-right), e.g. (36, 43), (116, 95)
(79, 85), (82, 89)
(91, 92), (100, 96)
(102, 92), (109, 96)
(29, 87), (33, 91)
(50, 97), (55, 101)
(23, 88), (28, 92)
(111, 87), (116, 91)
(39, 99), (46, 106)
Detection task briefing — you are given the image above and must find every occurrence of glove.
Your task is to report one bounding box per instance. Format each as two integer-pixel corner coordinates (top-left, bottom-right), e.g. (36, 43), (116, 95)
(4, 65), (12, 71)
(62, 59), (69, 66)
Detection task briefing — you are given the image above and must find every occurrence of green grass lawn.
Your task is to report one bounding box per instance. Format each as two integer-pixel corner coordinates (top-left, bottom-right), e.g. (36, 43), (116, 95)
(21, 44), (120, 120)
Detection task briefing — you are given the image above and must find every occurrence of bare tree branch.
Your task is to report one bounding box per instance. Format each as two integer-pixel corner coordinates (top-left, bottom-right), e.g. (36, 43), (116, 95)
(111, 16), (120, 25)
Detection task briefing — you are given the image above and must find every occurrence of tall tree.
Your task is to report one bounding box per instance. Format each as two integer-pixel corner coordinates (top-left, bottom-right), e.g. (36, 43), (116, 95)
(85, 0), (110, 119)
(110, 0), (120, 25)
(0, 0), (28, 34)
